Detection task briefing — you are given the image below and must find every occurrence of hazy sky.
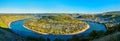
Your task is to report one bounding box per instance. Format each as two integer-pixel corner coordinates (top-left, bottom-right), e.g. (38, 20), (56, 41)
(0, 0), (120, 13)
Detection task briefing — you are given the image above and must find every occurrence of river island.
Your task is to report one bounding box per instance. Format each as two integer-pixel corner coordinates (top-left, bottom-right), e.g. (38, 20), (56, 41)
(24, 15), (89, 35)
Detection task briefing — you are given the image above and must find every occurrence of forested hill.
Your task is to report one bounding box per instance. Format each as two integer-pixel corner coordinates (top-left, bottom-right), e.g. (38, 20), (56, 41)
(103, 11), (120, 14)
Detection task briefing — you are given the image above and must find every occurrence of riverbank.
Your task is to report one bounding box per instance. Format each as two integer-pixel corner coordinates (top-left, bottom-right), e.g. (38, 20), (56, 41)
(23, 23), (90, 35)
(23, 25), (49, 35)
(68, 24), (90, 35)
(0, 15), (34, 28)
(0, 28), (24, 41)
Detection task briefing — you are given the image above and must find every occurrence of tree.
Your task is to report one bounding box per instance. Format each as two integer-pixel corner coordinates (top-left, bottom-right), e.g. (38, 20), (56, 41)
(47, 38), (50, 41)
(38, 37), (45, 41)
(97, 30), (105, 37)
(67, 35), (82, 41)
(89, 30), (97, 38)
(54, 38), (64, 41)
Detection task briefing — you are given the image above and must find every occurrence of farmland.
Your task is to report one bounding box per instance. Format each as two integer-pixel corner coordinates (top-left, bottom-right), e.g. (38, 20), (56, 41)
(24, 15), (89, 35)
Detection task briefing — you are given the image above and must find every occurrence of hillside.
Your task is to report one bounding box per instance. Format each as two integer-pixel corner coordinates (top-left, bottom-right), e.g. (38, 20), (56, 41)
(104, 11), (120, 14)
(92, 32), (120, 41)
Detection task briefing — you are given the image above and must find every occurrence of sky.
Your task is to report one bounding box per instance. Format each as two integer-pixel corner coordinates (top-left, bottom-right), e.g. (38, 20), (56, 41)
(0, 0), (120, 13)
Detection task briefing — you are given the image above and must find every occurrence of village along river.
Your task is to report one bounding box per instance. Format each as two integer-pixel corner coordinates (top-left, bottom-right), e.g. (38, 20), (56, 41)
(10, 18), (106, 41)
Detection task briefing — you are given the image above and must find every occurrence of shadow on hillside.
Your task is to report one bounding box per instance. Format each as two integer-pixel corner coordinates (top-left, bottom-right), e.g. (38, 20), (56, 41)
(0, 26), (13, 33)
(0, 26), (47, 41)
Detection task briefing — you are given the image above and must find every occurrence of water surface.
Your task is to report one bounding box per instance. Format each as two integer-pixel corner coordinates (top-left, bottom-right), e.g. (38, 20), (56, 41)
(10, 18), (106, 41)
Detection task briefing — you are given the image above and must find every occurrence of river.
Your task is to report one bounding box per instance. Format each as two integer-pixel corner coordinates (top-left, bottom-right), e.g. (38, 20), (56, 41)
(10, 18), (106, 41)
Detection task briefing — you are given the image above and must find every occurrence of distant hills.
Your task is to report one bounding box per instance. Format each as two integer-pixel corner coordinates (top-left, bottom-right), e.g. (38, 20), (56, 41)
(0, 11), (120, 14)
(103, 11), (120, 14)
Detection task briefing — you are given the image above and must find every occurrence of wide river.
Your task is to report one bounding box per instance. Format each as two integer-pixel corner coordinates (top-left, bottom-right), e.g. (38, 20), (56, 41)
(10, 18), (106, 41)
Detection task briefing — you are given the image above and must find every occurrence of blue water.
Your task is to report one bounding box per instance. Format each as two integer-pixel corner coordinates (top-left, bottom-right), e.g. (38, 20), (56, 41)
(10, 19), (106, 41)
